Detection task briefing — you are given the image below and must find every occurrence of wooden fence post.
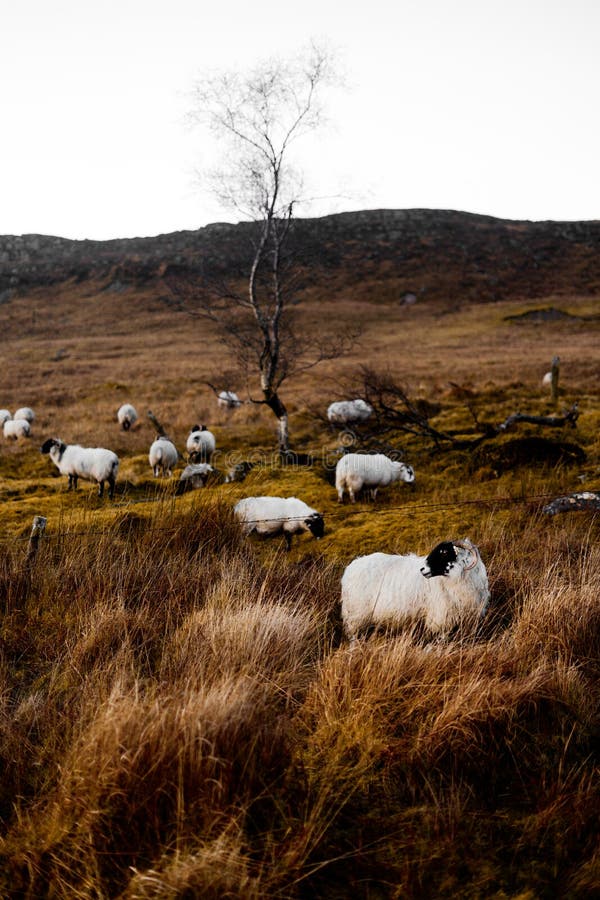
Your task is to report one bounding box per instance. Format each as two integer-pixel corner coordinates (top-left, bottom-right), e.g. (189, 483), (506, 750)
(27, 515), (47, 563)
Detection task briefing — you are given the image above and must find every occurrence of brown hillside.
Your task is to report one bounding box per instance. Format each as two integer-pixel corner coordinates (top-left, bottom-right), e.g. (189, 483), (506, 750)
(2, 208), (600, 304)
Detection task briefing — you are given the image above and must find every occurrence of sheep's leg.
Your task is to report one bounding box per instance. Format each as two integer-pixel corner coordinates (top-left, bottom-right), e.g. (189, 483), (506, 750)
(67, 474), (73, 491)
(284, 532), (293, 551)
(108, 475), (116, 500)
(72, 474), (78, 491)
(371, 488), (378, 501)
(153, 465), (159, 477)
(97, 480), (104, 498)
(349, 488), (356, 503)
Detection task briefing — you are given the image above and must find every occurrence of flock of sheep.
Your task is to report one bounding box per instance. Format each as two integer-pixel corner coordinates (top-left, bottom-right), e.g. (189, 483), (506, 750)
(2, 396), (491, 644)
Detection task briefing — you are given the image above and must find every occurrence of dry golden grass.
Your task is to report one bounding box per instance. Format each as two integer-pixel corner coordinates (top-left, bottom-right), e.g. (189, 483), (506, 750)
(0, 280), (599, 897)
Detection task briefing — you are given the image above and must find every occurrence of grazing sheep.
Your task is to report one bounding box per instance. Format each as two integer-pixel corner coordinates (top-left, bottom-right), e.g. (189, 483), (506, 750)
(225, 461), (254, 483)
(117, 403), (138, 431)
(40, 438), (119, 499)
(217, 390), (242, 410)
(176, 463), (214, 494)
(341, 539), (489, 642)
(186, 424), (216, 461)
(149, 436), (179, 477)
(234, 496), (325, 550)
(335, 452), (415, 502)
(0, 410), (12, 425)
(14, 407), (35, 423)
(3, 418), (31, 440)
(327, 398), (373, 427)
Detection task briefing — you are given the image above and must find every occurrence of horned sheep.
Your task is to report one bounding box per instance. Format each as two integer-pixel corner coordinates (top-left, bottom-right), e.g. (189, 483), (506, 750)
(117, 403), (138, 431)
(327, 399), (373, 427)
(335, 452), (415, 502)
(40, 438), (119, 499)
(186, 425), (216, 461)
(341, 538), (490, 642)
(234, 496), (325, 550)
(149, 436), (179, 477)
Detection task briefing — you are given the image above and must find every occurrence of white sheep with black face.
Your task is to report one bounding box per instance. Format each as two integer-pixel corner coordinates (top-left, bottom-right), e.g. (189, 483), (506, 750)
(40, 438), (119, 499)
(335, 452), (415, 503)
(186, 425), (216, 462)
(341, 539), (489, 642)
(117, 403), (138, 431)
(4, 418), (31, 440)
(149, 436), (179, 477)
(234, 496), (325, 551)
(14, 407), (35, 423)
(327, 399), (373, 427)
(176, 462), (213, 494)
(217, 390), (242, 410)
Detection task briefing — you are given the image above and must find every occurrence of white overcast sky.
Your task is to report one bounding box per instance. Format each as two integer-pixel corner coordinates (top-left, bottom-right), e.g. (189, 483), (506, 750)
(1, 0), (599, 240)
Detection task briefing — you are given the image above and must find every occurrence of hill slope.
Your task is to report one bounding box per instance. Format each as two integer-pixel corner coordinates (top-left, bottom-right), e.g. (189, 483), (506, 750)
(2, 208), (600, 303)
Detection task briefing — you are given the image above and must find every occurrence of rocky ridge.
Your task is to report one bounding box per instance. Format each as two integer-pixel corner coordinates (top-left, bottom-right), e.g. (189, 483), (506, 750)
(1, 208), (600, 303)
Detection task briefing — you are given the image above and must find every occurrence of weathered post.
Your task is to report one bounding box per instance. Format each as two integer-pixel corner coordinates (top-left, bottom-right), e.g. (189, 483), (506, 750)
(550, 355), (560, 406)
(27, 515), (47, 563)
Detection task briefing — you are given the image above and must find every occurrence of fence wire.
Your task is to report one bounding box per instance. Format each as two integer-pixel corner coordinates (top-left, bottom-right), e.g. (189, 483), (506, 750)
(0, 490), (569, 546)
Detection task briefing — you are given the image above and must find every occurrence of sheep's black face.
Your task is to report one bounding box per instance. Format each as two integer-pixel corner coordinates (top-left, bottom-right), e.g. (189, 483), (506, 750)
(306, 514), (325, 539)
(401, 464), (415, 484)
(420, 541), (458, 578)
(40, 438), (59, 455)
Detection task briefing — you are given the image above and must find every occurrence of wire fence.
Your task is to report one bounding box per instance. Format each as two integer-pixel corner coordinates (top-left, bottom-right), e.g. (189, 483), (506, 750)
(0, 489), (570, 547)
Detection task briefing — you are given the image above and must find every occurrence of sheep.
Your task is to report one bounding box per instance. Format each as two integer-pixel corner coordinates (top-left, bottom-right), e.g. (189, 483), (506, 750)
(341, 538), (489, 642)
(217, 390), (242, 410)
(176, 462), (214, 494)
(327, 398), (373, 427)
(0, 410), (12, 425)
(117, 403), (138, 431)
(234, 496), (325, 550)
(14, 407), (35, 423)
(335, 452), (415, 503)
(3, 418), (31, 440)
(40, 438), (119, 499)
(225, 461), (254, 483)
(186, 424), (216, 462)
(542, 371), (553, 388)
(149, 436), (179, 477)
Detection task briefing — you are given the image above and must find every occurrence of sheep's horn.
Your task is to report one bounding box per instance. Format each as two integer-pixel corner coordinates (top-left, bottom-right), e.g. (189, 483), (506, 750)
(453, 541), (479, 571)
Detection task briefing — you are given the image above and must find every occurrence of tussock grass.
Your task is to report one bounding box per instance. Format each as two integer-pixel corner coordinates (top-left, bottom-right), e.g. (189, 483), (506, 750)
(1, 289), (599, 896)
(0, 499), (598, 897)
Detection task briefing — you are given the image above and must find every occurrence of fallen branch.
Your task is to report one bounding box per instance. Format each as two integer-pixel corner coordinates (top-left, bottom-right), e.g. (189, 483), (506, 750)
(499, 403), (579, 431)
(543, 491), (600, 516)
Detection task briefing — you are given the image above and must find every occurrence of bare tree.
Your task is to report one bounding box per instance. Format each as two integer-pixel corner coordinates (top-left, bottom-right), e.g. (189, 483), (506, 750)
(172, 44), (351, 454)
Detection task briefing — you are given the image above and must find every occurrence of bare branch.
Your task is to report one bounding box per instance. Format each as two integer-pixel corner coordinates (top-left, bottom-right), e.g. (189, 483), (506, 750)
(499, 403), (579, 431)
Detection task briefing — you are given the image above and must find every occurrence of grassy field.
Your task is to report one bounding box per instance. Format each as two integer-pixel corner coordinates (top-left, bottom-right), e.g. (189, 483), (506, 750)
(0, 281), (599, 897)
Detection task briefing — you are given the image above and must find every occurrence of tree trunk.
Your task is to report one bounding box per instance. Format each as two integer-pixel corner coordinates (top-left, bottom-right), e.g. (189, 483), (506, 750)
(550, 355), (560, 407)
(263, 392), (290, 453)
(277, 412), (289, 455)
